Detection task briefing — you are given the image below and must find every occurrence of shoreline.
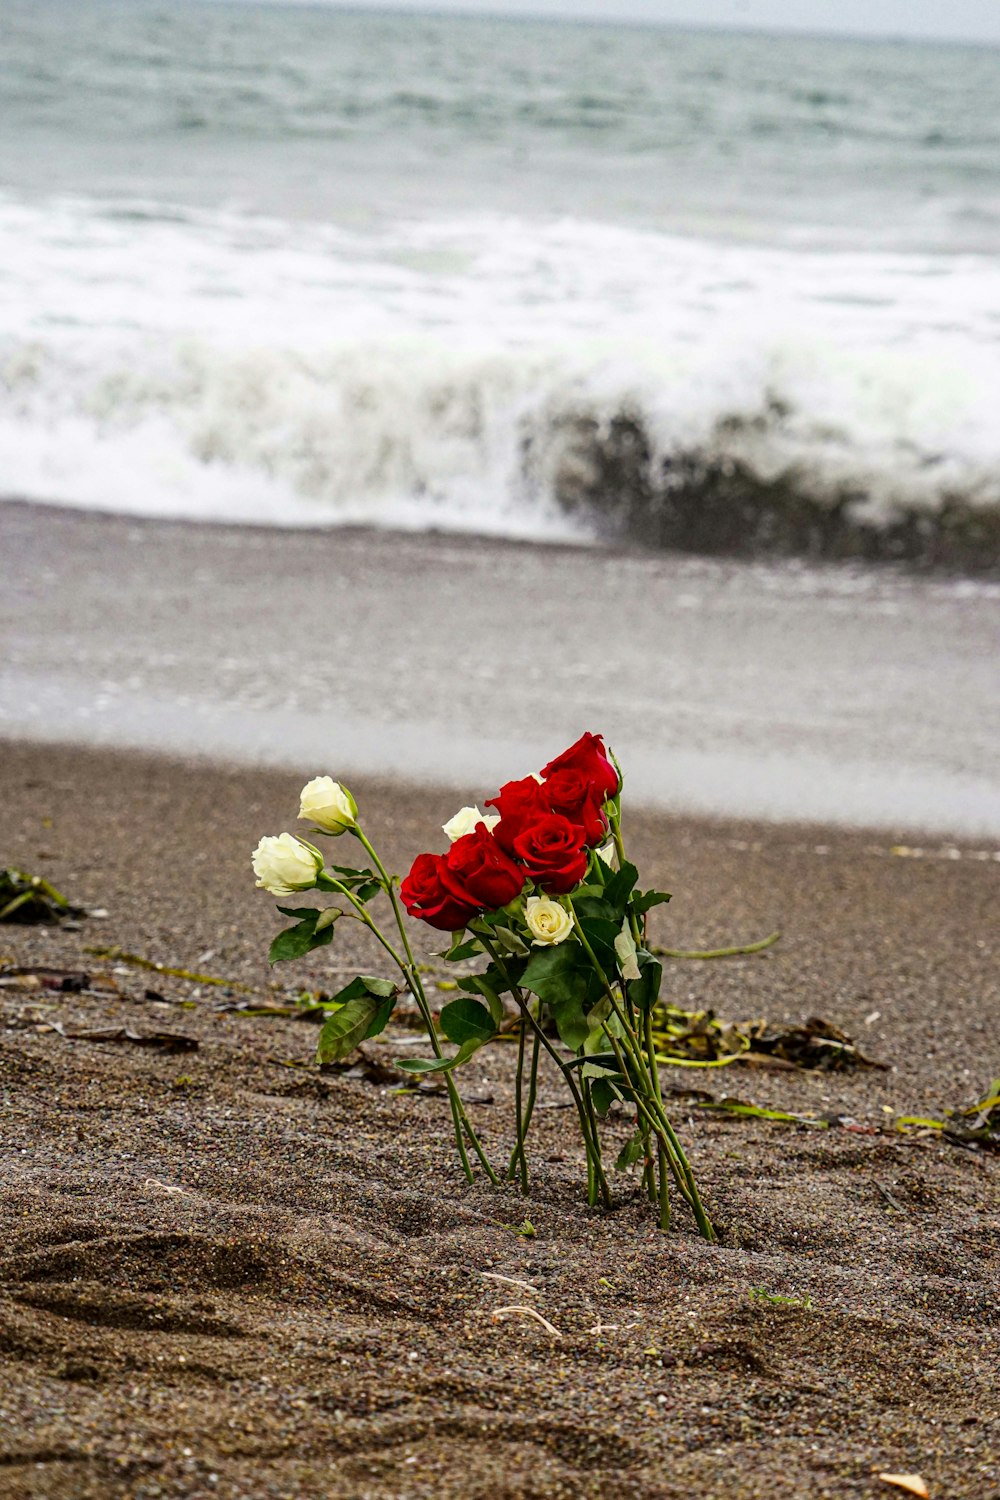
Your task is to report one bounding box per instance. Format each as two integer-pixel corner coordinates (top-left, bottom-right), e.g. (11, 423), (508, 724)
(4, 501), (1000, 840)
(5, 490), (1000, 579)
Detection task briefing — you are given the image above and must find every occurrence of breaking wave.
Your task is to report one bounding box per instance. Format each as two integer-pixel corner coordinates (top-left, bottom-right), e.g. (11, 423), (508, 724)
(2, 193), (999, 569)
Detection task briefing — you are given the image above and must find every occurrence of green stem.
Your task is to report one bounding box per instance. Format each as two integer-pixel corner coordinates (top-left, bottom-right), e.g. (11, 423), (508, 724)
(652, 931), (781, 961)
(356, 831), (500, 1185)
(478, 932), (611, 1209)
(600, 1009), (714, 1238)
(333, 835), (499, 1188)
(508, 1013), (529, 1190)
(505, 1015), (542, 1193)
(579, 835), (714, 1240)
(642, 1152), (656, 1204)
(582, 1078), (604, 1208)
(522, 1026), (541, 1161)
(656, 1109), (716, 1243)
(643, 1009), (672, 1228)
(657, 1141), (671, 1231)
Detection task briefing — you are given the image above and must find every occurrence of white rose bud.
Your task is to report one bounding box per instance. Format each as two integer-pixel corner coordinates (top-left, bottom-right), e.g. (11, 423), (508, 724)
(298, 776), (357, 835)
(524, 894), (575, 947)
(442, 805), (500, 842)
(596, 838), (616, 867)
(252, 833), (324, 896)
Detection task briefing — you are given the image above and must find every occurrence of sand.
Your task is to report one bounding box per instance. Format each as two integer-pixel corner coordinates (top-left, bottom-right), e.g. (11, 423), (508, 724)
(3, 501), (1000, 836)
(1, 740), (998, 1500)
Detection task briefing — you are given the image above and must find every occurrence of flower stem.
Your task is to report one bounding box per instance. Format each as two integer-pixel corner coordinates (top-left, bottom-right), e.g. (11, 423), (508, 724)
(342, 831), (500, 1188)
(574, 910), (713, 1240)
(522, 1026), (541, 1163)
(582, 1077), (604, 1207)
(505, 1016), (542, 1193)
(477, 932), (611, 1210)
(606, 818), (714, 1240)
(509, 1013), (529, 1190)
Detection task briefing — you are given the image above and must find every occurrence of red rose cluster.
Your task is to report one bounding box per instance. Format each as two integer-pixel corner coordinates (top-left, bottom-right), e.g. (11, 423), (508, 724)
(400, 733), (619, 931)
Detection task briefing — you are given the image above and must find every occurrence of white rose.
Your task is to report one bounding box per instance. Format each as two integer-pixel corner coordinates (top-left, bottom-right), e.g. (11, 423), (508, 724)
(596, 839), (616, 867)
(524, 895), (575, 947)
(298, 776), (357, 835)
(252, 833), (324, 896)
(442, 805), (500, 842)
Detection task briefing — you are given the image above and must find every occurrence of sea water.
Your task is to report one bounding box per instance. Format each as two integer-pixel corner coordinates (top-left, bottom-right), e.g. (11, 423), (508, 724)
(2, 0), (1000, 545)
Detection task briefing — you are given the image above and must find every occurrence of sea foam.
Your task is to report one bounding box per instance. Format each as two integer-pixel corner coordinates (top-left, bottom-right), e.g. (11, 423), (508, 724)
(2, 192), (999, 560)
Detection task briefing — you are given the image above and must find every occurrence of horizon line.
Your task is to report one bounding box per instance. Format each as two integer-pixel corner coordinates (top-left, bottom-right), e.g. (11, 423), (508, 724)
(194, 0), (1000, 51)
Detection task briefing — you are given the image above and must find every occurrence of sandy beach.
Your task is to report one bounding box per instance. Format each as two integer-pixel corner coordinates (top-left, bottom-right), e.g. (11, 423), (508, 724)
(1, 737), (998, 1500)
(4, 7), (1000, 1495)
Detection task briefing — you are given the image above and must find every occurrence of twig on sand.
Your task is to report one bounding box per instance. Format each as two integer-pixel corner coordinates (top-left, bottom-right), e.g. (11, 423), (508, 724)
(481, 1272), (538, 1293)
(874, 1181), (907, 1212)
(491, 1306), (562, 1337)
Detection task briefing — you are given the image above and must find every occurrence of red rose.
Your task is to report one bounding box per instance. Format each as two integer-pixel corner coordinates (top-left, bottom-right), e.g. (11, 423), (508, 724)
(542, 766), (608, 846)
(512, 814), (588, 895)
(440, 823), (525, 911)
(401, 852), (479, 932)
(541, 732), (619, 802)
(484, 775), (548, 855)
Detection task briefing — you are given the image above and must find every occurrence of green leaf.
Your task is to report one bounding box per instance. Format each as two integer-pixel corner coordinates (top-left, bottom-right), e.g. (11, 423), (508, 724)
(276, 905), (320, 919)
(492, 925), (529, 957)
(632, 889), (672, 917)
(589, 1077), (624, 1116)
(269, 915), (334, 965)
(547, 990), (593, 1051)
(443, 936), (483, 963)
(577, 914), (621, 952)
(579, 1061), (625, 1085)
(356, 880), (382, 903)
(604, 861), (638, 909)
(317, 994), (394, 1062)
(394, 1036), (484, 1075)
(328, 974), (396, 1006)
(481, 985), (505, 1028)
(521, 944), (583, 1001)
(565, 1051), (620, 1073)
(456, 961), (519, 1000)
(627, 951), (663, 1013)
(615, 1130), (646, 1172)
(452, 974), (504, 1026)
(571, 896), (618, 922)
(439, 997), (497, 1047)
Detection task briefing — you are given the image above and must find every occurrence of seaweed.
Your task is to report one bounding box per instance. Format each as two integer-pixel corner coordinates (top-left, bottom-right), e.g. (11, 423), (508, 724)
(0, 868), (88, 924)
(897, 1078), (1000, 1152)
(651, 1007), (886, 1072)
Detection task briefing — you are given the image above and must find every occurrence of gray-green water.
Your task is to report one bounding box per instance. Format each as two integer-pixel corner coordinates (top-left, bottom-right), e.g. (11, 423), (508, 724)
(2, 0), (999, 547)
(5, 0), (1000, 244)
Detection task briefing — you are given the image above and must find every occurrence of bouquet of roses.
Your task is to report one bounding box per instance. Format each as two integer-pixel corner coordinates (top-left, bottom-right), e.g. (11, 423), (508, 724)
(252, 733), (714, 1238)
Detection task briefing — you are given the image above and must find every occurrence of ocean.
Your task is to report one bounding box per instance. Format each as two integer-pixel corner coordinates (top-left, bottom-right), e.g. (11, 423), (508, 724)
(3, 0), (1000, 559)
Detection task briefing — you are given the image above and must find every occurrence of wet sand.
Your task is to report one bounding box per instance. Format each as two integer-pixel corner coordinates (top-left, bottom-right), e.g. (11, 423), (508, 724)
(1, 741), (998, 1500)
(3, 502), (1000, 835)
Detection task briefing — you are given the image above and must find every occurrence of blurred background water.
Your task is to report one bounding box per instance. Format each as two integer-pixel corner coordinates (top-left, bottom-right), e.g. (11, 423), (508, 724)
(2, 0), (1000, 553)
